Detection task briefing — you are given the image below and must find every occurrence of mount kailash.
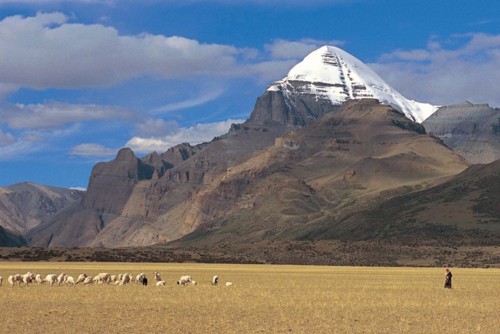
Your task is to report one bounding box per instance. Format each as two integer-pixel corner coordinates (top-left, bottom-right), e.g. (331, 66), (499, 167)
(1, 45), (499, 266)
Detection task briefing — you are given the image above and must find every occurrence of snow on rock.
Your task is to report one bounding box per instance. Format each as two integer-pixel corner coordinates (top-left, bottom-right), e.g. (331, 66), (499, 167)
(267, 45), (437, 123)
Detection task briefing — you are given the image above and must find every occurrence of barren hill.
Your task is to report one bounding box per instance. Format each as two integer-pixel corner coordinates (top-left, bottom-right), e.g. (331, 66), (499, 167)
(0, 183), (83, 246)
(170, 99), (469, 247)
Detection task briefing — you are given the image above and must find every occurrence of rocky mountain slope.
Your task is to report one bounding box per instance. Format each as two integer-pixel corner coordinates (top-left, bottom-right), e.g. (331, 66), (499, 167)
(4, 45), (500, 256)
(423, 102), (500, 164)
(171, 99), (470, 247)
(28, 99), (470, 248)
(0, 183), (83, 246)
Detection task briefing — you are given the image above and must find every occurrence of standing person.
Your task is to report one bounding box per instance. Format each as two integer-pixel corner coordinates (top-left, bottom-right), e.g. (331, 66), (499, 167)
(444, 268), (452, 289)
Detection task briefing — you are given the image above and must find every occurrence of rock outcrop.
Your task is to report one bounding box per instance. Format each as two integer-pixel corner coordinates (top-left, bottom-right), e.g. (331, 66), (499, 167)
(423, 102), (500, 164)
(0, 182), (83, 246)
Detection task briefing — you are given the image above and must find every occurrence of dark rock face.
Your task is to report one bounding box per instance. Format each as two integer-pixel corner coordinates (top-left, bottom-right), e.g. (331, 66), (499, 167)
(248, 85), (339, 127)
(423, 102), (500, 164)
(0, 225), (26, 247)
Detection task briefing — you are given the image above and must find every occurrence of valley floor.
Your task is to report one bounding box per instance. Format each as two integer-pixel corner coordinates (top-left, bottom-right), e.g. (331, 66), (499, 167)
(0, 262), (498, 333)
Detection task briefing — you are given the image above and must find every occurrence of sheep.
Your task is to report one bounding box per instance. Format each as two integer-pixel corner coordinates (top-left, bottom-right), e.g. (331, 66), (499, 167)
(7, 275), (14, 287)
(154, 272), (162, 282)
(13, 274), (23, 286)
(75, 273), (87, 285)
(44, 274), (57, 286)
(65, 276), (75, 285)
(35, 274), (43, 285)
(83, 277), (93, 285)
(156, 280), (166, 286)
(177, 275), (192, 286)
(57, 273), (66, 285)
(109, 275), (117, 284)
(225, 282), (233, 287)
(22, 272), (34, 286)
(212, 275), (219, 286)
(95, 273), (111, 284)
(185, 280), (197, 286)
(136, 273), (145, 284)
(119, 273), (130, 285)
(0, 275), (2, 286)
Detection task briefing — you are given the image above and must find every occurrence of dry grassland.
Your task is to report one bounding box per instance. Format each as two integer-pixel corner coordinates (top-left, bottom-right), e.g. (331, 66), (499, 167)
(0, 262), (498, 333)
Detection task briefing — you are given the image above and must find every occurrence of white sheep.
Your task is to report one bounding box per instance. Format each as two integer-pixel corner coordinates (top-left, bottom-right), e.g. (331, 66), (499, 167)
(177, 275), (192, 286)
(83, 277), (93, 285)
(94, 273), (111, 284)
(119, 273), (130, 285)
(136, 273), (145, 284)
(13, 274), (23, 286)
(225, 282), (233, 287)
(154, 272), (162, 282)
(8, 275), (15, 287)
(65, 276), (75, 285)
(22, 272), (34, 286)
(156, 280), (166, 286)
(57, 273), (66, 285)
(35, 274), (43, 285)
(44, 274), (57, 286)
(75, 273), (87, 285)
(212, 275), (219, 286)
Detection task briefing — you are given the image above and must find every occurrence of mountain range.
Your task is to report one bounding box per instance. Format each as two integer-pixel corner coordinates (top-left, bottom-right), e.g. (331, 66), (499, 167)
(1, 46), (499, 266)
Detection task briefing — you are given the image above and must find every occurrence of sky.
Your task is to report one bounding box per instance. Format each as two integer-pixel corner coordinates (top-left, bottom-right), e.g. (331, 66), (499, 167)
(1, 0), (499, 189)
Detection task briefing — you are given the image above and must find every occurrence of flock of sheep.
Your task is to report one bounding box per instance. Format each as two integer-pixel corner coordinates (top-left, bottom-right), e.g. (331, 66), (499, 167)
(0, 271), (233, 287)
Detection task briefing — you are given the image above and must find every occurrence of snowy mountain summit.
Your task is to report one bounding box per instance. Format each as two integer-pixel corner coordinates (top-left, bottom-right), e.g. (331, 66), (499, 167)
(267, 45), (436, 123)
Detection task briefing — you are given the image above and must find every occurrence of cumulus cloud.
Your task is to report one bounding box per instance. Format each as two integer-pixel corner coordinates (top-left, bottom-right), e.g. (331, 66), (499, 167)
(1, 102), (132, 130)
(70, 143), (117, 157)
(0, 12), (247, 93)
(370, 33), (500, 107)
(126, 118), (244, 153)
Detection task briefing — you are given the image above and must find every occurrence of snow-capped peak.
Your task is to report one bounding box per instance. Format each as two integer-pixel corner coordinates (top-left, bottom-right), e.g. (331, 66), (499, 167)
(267, 45), (437, 123)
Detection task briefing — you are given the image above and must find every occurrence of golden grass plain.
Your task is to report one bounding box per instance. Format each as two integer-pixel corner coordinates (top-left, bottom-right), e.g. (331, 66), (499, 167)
(0, 262), (498, 333)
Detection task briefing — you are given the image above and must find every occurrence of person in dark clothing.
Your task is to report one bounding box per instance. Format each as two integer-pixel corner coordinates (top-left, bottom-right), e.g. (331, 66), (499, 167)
(444, 268), (452, 288)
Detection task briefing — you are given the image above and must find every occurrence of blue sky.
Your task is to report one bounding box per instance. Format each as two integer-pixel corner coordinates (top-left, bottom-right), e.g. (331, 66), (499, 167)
(1, 0), (499, 189)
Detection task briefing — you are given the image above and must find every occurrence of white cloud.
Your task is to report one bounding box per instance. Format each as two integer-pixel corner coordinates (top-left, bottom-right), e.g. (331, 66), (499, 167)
(70, 143), (117, 157)
(0, 12), (246, 93)
(150, 86), (226, 114)
(126, 118), (244, 153)
(0, 129), (15, 145)
(1, 102), (131, 130)
(0, 136), (44, 160)
(266, 38), (344, 60)
(370, 33), (500, 107)
(133, 119), (179, 137)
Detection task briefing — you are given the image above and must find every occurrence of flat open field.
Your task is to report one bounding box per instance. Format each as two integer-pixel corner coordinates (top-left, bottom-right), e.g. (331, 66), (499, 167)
(0, 263), (498, 333)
